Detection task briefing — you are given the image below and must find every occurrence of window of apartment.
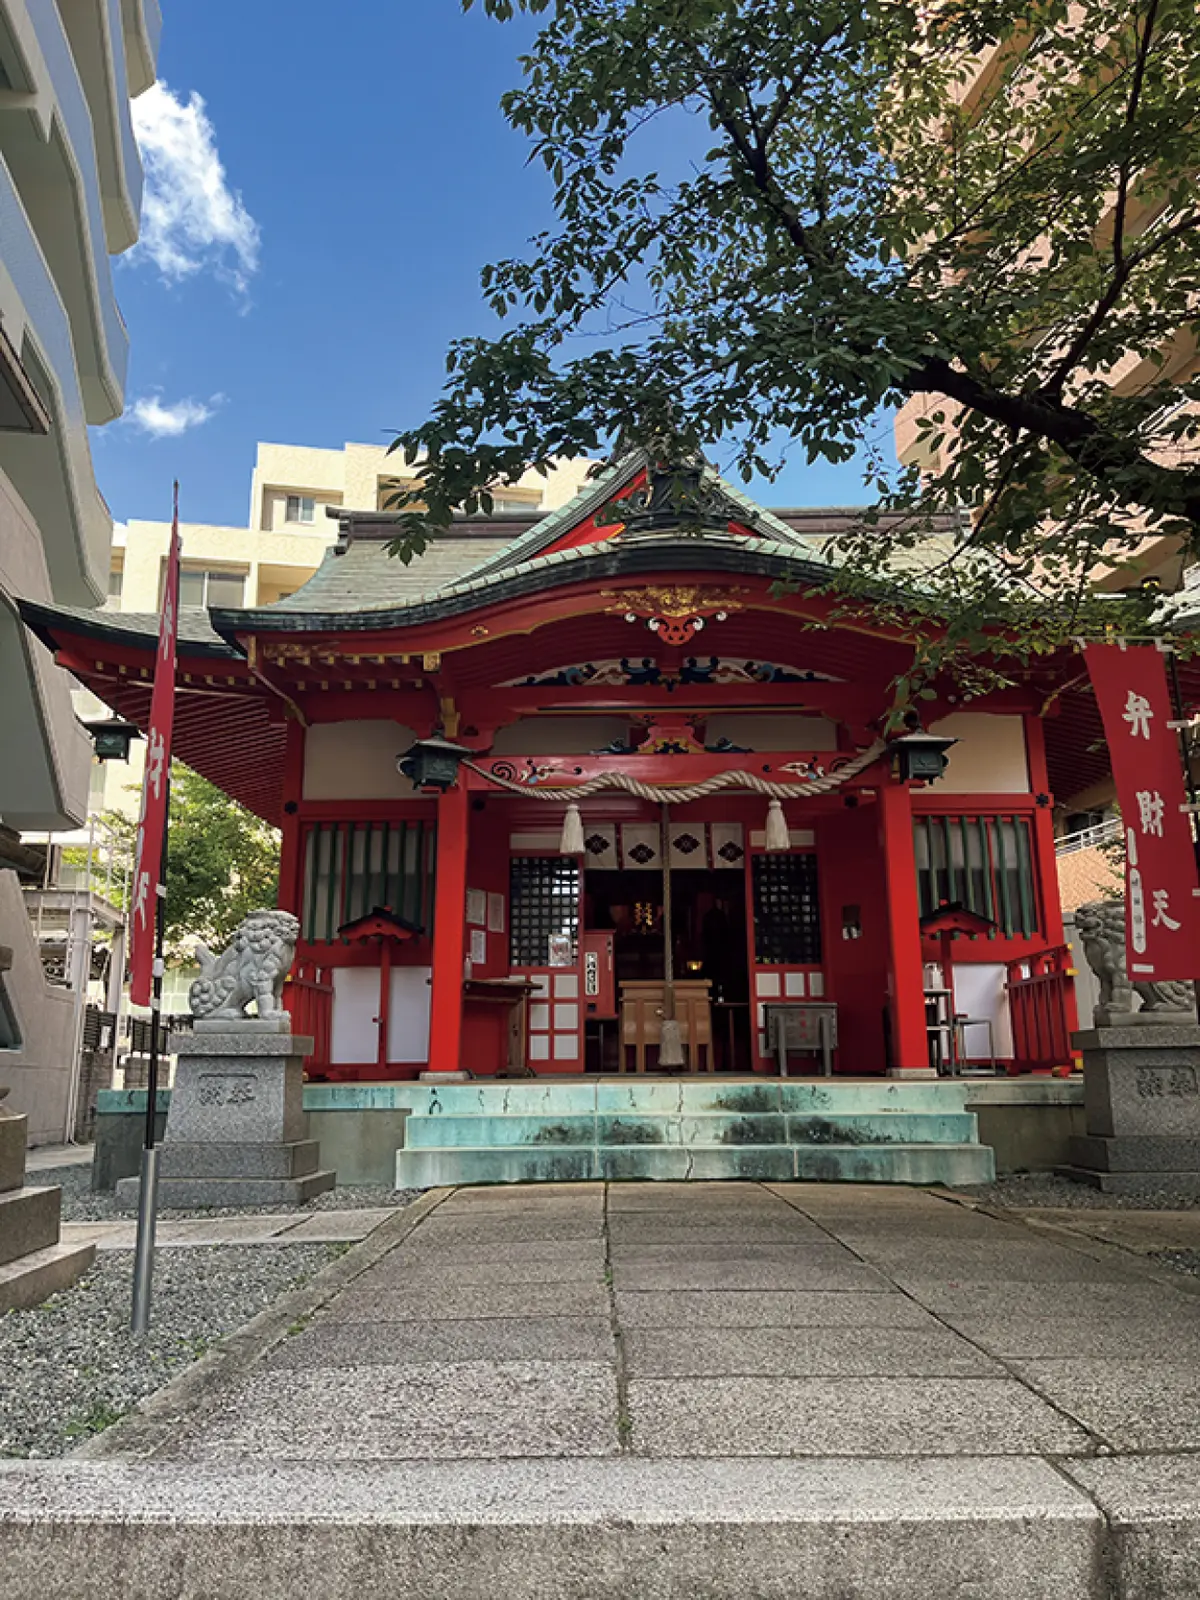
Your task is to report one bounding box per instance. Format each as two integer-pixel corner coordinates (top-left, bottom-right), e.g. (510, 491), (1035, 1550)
(175, 566), (246, 608)
(106, 568), (123, 605)
(285, 495), (316, 525)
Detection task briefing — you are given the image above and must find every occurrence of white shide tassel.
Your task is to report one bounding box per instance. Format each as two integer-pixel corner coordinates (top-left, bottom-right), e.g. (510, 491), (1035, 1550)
(764, 798), (790, 852)
(560, 803), (585, 855)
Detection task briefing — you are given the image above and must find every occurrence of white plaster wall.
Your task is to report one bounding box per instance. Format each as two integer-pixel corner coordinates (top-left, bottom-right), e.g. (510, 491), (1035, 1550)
(705, 714), (838, 752)
(492, 717), (631, 754)
(302, 721), (422, 801)
(930, 713), (1029, 794)
(950, 961), (1014, 1060)
(329, 965), (432, 1064)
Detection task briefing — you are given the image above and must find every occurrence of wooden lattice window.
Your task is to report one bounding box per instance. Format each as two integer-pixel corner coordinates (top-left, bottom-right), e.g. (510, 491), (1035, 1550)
(913, 814), (1039, 938)
(752, 854), (822, 964)
(301, 820), (436, 944)
(509, 856), (580, 968)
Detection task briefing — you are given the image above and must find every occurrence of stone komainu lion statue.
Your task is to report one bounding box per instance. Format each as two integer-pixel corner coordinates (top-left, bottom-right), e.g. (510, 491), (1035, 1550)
(1074, 899), (1196, 1024)
(188, 910), (300, 1022)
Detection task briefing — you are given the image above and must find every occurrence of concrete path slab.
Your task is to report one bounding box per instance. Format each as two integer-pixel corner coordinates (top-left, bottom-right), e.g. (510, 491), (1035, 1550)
(24, 1143), (94, 1171)
(621, 1323), (1005, 1379)
(9, 1179), (1200, 1598)
(59, 1209), (395, 1252)
(615, 1288), (943, 1328)
(267, 1316), (616, 1370)
(627, 1374), (1092, 1456)
(167, 1361), (621, 1461)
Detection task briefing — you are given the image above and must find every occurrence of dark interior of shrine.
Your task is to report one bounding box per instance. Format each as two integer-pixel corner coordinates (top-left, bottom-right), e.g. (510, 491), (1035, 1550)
(583, 868), (753, 1071)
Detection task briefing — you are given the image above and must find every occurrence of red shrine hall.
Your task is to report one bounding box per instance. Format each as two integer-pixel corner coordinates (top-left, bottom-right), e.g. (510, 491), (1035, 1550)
(24, 451), (1115, 1082)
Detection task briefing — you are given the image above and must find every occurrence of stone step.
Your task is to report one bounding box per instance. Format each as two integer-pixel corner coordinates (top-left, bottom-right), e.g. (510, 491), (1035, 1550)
(395, 1140), (994, 1188)
(0, 1457), (1123, 1600)
(0, 1238), (96, 1314)
(1069, 1133), (1200, 1173)
(0, 1185), (61, 1267)
(793, 1142), (995, 1185)
(1057, 1165), (1200, 1197)
(114, 1169), (337, 1211)
(402, 1110), (981, 1150)
(371, 1078), (976, 1119)
(159, 1140), (322, 1181)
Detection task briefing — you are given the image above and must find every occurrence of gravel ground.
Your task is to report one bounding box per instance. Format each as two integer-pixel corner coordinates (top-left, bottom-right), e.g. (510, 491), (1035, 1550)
(0, 1244), (339, 1459)
(1151, 1250), (1200, 1278)
(38, 1164), (419, 1223)
(954, 1172), (1200, 1211)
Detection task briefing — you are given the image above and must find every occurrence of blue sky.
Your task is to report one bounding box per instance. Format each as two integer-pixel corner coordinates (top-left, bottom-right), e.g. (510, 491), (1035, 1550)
(94, 0), (897, 528)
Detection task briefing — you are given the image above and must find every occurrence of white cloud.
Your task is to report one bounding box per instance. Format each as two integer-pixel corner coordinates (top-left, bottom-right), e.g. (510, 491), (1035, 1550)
(126, 395), (216, 439)
(130, 81), (260, 295)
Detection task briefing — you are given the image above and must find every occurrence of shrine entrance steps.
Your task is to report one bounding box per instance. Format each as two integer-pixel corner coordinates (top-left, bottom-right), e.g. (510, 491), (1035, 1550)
(392, 1079), (995, 1188)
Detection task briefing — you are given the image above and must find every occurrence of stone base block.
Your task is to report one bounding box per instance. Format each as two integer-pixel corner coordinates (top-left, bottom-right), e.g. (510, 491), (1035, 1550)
(0, 1113), (26, 1194)
(1057, 1165), (1200, 1197)
(114, 1169), (336, 1211)
(1073, 1034), (1200, 1139)
(1070, 1133), (1200, 1173)
(0, 1185), (61, 1267)
(159, 1140), (321, 1182)
(0, 1239), (95, 1314)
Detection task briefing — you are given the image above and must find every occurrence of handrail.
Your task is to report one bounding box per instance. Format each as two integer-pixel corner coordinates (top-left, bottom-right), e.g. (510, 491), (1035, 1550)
(1056, 819), (1120, 857)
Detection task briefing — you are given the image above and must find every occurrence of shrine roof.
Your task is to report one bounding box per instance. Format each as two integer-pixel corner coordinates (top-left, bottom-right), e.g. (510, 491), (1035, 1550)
(19, 602), (240, 659)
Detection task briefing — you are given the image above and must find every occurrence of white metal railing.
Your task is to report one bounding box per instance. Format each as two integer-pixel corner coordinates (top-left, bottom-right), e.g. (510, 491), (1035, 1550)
(1055, 818), (1121, 856)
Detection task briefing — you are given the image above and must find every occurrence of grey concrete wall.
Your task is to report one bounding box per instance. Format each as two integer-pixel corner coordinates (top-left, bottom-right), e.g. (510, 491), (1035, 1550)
(304, 1109), (410, 1186)
(976, 1102), (1087, 1174)
(0, 872), (78, 1146)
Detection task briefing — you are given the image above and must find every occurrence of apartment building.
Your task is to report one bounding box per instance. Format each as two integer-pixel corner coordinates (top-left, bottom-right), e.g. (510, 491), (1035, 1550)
(94, 441), (596, 813)
(0, 0), (161, 1139)
(893, 25), (1198, 874)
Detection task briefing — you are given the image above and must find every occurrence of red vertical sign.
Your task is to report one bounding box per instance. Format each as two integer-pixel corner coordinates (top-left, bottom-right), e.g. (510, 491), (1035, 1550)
(1083, 642), (1200, 981)
(129, 487), (181, 1007)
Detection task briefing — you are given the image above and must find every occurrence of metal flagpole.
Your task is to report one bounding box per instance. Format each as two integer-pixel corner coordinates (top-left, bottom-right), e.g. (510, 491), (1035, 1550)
(129, 480), (182, 1336)
(130, 784), (169, 1334)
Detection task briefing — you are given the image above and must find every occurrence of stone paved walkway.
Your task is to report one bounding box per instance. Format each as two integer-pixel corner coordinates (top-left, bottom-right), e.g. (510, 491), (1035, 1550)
(7, 1181), (1200, 1598)
(97, 1180), (1200, 1462)
(61, 1207), (398, 1251)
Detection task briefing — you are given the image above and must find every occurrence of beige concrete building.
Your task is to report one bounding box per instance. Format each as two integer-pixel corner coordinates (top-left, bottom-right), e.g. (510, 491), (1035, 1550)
(94, 442), (597, 813)
(0, 0), (161, 1141)
(893, 38), (1198, 598)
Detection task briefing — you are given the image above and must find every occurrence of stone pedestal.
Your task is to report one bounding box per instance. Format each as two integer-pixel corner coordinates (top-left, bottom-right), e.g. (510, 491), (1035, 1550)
(1063, 1025), (1200, 1194)
(0, 1093), (95, 1313)
(115, 1027), (335, 1210)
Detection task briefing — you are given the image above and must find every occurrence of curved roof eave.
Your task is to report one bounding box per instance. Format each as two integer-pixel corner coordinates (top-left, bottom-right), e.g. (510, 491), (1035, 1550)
(207, 536), (848, 639)
(18, 598), (242, 659)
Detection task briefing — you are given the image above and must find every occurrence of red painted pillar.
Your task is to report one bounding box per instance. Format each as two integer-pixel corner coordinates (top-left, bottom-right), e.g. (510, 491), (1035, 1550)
(1024, 713), (1080, 1053)
(425, 780), (469, 1074)
(277, 720), (305, 917)
(1024, 714), (1066, 946)
(879, 780), (930, 1075)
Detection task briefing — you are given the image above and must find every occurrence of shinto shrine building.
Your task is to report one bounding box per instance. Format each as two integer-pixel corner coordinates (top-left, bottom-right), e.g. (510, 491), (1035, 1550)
(22, 451), (1122, 1183)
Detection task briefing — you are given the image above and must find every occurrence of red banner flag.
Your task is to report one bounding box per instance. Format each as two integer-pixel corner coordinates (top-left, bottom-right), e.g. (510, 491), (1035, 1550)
(1083, 642), (1200, 982)
(129, 487), (181, 1007)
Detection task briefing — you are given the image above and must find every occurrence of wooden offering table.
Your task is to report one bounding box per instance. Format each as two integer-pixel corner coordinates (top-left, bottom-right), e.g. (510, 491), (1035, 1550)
(620, 980), (713, 1073)
(462, 977), (537, 1077)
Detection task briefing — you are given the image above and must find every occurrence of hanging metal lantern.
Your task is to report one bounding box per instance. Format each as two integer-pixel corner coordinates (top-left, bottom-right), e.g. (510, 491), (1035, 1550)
(886, 730), (957, 783)
(396, 734), (472, 792)
(84, 718), (142, 762)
